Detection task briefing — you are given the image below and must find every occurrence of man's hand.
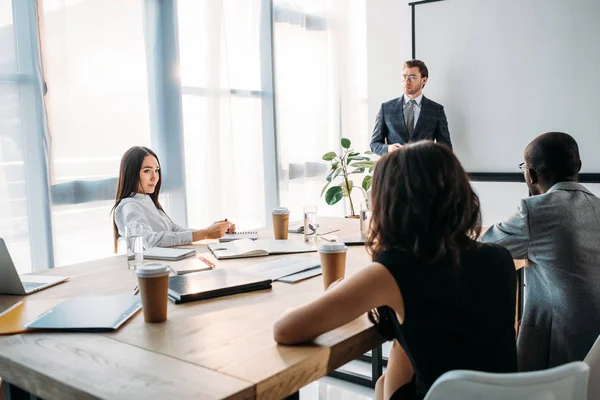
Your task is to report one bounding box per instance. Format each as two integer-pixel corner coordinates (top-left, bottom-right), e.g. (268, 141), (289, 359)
(388, 143), (402, 152)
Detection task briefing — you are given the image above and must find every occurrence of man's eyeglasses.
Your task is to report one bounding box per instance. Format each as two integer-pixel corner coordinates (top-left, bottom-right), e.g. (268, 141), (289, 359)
(518, 162), (526, 173)
(402, 75), (419, 82)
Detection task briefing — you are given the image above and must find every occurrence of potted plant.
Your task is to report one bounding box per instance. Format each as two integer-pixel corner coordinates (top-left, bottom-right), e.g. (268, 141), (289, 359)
(321, 138), (375, 217)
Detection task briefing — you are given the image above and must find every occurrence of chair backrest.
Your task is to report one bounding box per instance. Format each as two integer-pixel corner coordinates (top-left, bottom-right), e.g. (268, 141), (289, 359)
(584, 334), (600, 400)
(424, 361), (589, 400)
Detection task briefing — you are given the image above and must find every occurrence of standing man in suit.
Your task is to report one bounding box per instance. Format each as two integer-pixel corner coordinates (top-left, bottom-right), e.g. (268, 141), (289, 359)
(482, 132), (600, 371)
(370, 59), (452, 155)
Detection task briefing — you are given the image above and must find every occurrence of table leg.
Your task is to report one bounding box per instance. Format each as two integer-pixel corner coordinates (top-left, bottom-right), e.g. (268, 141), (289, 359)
(371, 344), (383, 383)
(3, 383), (39, 400)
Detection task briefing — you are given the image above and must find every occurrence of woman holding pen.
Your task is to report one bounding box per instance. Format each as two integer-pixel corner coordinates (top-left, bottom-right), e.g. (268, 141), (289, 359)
(111, 146), (235, 251)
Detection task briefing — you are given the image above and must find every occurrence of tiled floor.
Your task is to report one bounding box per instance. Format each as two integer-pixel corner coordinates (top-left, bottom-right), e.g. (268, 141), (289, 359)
(300, 376), (374, 400)
(299, 343), (392, 399)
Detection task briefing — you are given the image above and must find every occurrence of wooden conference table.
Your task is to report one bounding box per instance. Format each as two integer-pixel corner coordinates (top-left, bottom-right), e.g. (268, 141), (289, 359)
(0, 217), (385, 400)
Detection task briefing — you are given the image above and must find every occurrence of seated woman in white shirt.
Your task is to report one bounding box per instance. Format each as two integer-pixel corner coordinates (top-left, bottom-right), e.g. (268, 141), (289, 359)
(111, 146), (235, 250)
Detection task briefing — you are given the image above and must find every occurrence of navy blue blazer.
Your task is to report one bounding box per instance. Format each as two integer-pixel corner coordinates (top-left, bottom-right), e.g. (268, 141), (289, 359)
(370, 96), (452, 156)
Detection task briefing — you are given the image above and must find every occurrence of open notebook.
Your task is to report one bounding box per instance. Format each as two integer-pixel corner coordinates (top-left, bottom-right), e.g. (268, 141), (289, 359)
(207, 239), (317, 260)
(168, 269), (272, 304)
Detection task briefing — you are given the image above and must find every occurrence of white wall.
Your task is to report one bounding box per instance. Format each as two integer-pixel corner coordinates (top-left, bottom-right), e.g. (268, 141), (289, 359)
(365, 0), (600, 224)
(416, 0), (600, 172)
(365, 0), (411, 129)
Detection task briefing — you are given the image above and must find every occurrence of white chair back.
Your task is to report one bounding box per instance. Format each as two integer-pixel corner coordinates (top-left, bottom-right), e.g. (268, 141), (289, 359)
(584, 334), (600, 400)
(424, 361), (589, 400)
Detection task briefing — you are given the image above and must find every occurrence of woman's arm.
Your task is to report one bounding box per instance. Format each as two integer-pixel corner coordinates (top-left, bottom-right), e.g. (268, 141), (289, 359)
(116, 203), (193, 248)
(273, 262), (404, 345)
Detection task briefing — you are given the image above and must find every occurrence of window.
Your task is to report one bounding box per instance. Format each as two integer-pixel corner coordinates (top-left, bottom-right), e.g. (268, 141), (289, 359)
(177, 0), (270, 230)
(273, 0), (368, 220)
(0, 0), (38, 273)
(42, 0), (153, 266)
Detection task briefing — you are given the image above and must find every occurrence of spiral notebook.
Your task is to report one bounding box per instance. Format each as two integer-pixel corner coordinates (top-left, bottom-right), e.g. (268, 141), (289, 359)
(220, 231), (259, 242)
(143, 247), (196, 261)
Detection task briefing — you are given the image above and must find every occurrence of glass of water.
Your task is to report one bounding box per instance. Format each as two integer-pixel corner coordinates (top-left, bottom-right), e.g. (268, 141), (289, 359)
(360, 203), (372, 237)
(303, 205), (318, 243)
(125, 226), (144, 270)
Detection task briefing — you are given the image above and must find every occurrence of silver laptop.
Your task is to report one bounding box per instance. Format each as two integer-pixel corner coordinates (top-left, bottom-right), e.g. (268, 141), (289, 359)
(0, 238), (68, 295)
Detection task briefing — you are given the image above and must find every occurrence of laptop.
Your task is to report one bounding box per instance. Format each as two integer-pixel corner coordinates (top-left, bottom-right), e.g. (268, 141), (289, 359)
(0, 238), (69, 295)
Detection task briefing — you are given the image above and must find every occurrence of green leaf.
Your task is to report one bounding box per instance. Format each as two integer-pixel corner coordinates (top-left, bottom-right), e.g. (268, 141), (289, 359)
(347, 156), (370, 162)
(341, 138), (351, 149)
(364, 151), (374, 155)
(348, 168), (365, 175)
(326, 167), (341, 182)
(330, 161), (339, 170)
(321, 182), (331, 197)
(322, 151), (337, 161)
(325, 185), (343, 205)
(347, 151), (360, 157)
(350, 161), (376, 168)
(368, 167), (374, 173)
(342, 180), (354, 196)
(362, 175), (372, 191)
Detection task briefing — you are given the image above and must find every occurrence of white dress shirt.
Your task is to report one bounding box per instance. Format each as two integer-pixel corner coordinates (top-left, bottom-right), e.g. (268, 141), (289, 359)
(403, 93), (423, 129)
(114, 193), (193, 248)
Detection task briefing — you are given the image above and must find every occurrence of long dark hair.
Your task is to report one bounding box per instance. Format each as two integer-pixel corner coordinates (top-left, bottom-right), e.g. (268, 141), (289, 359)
(111, 146), (166, 252)
(366, 141), (481, 268)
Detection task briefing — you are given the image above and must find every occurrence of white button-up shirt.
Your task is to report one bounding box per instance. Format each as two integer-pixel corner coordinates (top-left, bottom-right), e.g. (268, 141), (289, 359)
(114, 193), (193, 248)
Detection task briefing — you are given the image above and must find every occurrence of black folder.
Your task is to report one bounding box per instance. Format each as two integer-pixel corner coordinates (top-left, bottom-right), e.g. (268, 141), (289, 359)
(168, 269), (272, 304)
(24, 294), (141, 332)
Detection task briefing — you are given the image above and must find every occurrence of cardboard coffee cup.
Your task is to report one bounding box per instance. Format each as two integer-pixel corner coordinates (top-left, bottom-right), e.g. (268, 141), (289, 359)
(272, 207), (290, 240)
(319, 242), (348, 290)
(136, 263), (170, 323)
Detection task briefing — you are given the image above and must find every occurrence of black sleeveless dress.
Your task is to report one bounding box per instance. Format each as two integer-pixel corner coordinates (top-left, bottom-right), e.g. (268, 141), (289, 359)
(373, 243), (518, 399)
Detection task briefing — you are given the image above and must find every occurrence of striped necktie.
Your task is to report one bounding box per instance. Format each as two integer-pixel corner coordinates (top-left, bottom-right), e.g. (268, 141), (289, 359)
(404, 99), (416, 138)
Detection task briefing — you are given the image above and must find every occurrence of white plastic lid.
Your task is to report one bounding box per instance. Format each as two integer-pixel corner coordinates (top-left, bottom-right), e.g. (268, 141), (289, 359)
(319, 242), (347, 253)
(272, 207), (290, 215)
(136, 263), (170, 278)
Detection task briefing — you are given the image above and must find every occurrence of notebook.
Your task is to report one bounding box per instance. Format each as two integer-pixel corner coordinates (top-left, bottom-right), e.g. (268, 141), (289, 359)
(24, 294), (141, 332)
(0, 298), (66, 335)
(168, 269), (272, 304)
(207, 239), (317, 260)
(277, 267), (322, 283)
(332, 236), (365, 246)
(144, 247), (196, 261)
(168, 256), (215, 275)
(220, 231), (259, 242)
(243, 256), (321, 281)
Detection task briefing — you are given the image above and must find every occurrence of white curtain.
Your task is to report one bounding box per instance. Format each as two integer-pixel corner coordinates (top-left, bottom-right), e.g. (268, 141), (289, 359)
(41, 0), (153, 266)
(273, 0), (368, 220)
(178, 0), (267, 230)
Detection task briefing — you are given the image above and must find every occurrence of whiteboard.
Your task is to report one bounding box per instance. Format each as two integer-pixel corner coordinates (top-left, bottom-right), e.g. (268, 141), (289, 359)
(415, 0), (600, 172)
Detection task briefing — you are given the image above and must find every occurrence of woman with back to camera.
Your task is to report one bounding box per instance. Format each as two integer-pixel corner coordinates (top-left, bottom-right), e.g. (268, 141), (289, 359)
(274, 141), (517, 399)
(111, 146), (235, 251)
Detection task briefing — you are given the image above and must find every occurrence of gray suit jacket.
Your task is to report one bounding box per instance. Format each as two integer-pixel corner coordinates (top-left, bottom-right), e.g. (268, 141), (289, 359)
(482, 182), (600, 371)
(370, 96), (452, 156)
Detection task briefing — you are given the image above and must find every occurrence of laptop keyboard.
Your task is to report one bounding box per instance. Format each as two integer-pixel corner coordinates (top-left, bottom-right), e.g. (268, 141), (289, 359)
(22, 281), (46, 292)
